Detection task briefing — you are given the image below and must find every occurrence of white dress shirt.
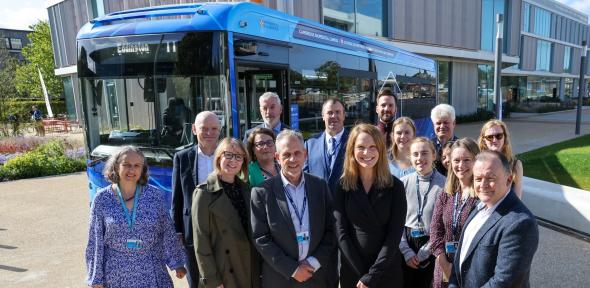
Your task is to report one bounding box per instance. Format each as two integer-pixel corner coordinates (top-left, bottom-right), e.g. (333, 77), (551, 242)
(459, 189), (512, 268)
(197, 145), (215, 184)
(324, 128), (345, 151)
(279, 172), (321, 274)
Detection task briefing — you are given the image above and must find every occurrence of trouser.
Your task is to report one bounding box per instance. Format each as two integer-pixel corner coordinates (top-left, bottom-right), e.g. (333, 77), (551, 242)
(402, 228), (435, 288)
(185, 245), (200, 288)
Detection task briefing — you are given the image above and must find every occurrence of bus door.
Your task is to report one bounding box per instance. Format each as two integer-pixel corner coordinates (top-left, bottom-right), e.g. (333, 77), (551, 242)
(236, 67), (287, 138)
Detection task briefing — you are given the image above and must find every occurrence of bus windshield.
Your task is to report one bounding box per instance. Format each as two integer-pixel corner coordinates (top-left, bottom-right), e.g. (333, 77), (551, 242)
(78, 31), (227, 157)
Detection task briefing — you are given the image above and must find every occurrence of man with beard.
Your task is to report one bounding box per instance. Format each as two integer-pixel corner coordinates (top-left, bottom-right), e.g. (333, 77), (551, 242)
(430, 104), (458, 176)
(375, 90), (397, 148)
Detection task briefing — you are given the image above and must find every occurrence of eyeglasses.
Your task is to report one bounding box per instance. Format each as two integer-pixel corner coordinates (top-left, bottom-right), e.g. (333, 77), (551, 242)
(483, 133), (504, 141)
(222, 151), (244, 161)
(254, 140), (275, 149)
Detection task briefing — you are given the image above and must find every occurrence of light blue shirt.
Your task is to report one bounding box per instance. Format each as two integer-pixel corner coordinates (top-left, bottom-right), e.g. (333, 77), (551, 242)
(280, 172), (321, 273)
(263, 122), (282, 135)
(389, 160), (416, 179)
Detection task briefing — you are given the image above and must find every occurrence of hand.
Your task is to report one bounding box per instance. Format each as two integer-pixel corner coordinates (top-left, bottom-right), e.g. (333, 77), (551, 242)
(217, 285), (225, 288)
(356, 280), (369, 288)
(437, 256), (452, 281)
(175, 267), (187, 279)
(292, 263), (314, 282)
(406, 255), (420, 269)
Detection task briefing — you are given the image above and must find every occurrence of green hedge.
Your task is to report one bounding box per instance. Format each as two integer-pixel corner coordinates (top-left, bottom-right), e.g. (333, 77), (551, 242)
(0, 99), (67, 123)
(0, 139), (86, 181)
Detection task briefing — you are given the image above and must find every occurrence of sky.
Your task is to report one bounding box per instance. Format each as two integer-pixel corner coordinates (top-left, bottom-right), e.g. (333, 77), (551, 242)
(0, 0), (590, 31)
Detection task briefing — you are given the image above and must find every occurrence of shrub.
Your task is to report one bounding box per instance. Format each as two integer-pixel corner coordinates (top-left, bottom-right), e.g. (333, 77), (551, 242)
(456, 109), (495, 124)
(0, 139), (86, 181)
(0, 136), (48, 153)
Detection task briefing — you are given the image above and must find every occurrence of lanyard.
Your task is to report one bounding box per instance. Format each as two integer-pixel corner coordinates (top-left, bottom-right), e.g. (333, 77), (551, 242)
(116, 185), (141, 230)
(452, 192), (468, 236)
(416, 172), (435, 223)
(284, 186), (307, 228)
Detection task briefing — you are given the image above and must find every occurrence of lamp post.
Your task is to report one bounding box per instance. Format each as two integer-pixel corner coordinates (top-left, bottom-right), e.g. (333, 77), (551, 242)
(494, 14), (504, 120)
(576, 41), (587, 135)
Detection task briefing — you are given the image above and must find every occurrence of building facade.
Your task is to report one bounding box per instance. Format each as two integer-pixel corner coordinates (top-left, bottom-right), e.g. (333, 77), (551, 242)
(46, 0), (589, 118)
(0, 28), (31, 65)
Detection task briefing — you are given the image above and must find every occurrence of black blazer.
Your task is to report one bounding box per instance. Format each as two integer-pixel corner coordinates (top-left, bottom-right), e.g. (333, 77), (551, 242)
(449, 190), (539, 288)
(250, 173), (337, 287)
(171, 145), (201, 246)
(333, 176), (407, 288)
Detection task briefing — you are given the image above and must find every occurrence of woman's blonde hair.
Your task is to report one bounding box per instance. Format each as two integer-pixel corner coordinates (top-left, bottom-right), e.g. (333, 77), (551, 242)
(444, 138), (480, 197)
(103, 145), (149, 185)
(213, 137), (250, 180)
(477, 119), (515, 165)
(388, 116), (416, 161)
(341, 124), (393, 191)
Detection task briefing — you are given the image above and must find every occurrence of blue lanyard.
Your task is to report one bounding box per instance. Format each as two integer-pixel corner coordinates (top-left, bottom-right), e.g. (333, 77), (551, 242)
(116, 185), (141, 230)
(283, 186), (307, 228)
(452, 192), (468, 236)
(416, 172), (435, 223)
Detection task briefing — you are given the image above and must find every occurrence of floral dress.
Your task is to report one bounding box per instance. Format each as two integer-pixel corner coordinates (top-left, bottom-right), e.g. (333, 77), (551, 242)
(86, 185), (186, 287)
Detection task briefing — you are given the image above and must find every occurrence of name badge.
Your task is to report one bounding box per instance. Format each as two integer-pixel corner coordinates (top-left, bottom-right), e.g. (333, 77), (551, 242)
(410, 228), (426, 238)
(296, 231), (310, 244)
(126, 239), (143, 249)
(445, 241), (459, 254)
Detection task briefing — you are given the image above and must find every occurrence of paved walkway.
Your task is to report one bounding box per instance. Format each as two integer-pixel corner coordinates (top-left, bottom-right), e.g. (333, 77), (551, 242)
(1, 109), (589, 287)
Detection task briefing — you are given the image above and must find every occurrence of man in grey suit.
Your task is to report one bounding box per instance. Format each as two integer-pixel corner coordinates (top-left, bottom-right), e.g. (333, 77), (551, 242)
(251, 129), (336, 287)
(244, 92), (290, 141)
(449, 151), (539, 288)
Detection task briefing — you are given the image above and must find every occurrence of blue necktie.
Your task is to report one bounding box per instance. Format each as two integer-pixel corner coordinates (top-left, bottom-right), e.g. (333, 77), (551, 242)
(328, 137), (337, 167)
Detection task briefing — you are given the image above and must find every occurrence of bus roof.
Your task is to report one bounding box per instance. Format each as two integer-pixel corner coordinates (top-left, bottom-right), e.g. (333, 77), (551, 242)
(77, 2), (435, 72)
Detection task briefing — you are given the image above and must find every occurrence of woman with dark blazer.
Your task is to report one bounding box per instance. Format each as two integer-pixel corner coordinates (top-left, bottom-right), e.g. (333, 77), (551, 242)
(192, 137), (260, 288)
(333, 124), (407, 288)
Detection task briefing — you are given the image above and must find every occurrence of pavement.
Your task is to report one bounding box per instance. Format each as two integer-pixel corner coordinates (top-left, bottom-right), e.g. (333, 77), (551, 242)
(1, 108), (589, 287)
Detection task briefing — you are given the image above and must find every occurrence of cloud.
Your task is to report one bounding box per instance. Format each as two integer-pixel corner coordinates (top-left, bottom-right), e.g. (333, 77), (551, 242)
(0, 6), (48, 30)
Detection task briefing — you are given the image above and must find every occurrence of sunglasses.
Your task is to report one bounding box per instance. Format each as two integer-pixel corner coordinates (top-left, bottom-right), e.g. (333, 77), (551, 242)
(222, 151), (244, 161)
(254, 140), (275, 149)
(483, 133), (504, 141)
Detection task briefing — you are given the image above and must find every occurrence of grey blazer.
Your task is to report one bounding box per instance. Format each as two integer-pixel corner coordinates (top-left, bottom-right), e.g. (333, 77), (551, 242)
(250, 173), (337, 288)
(449, 190), (539, 288)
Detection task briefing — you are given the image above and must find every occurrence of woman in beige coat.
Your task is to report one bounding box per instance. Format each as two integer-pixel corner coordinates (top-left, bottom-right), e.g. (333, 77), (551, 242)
(192, 137), (260, 288)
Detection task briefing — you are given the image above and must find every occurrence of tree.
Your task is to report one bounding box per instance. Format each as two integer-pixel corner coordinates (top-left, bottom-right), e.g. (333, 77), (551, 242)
(14, 21), (63, 99)
(0, 48), (21, 121)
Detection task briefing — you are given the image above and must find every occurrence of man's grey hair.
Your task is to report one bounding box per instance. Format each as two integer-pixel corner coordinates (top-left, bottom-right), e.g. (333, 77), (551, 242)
(259, 92), (281, 106)
(431, 104), (456, 122)
(194, 110), (220, 126)
(275, 129), (304, 153)
(475, 150), (511, 175)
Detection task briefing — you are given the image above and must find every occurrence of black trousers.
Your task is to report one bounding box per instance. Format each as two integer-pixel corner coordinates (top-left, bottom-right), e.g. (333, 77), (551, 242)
(185, 245), (200, 288)
(402, 228), (435, 288)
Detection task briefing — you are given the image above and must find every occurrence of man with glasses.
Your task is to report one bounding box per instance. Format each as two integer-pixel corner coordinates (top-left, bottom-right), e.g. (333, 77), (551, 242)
(171, 111), (221, 287)
(244, 92), (291, 142)
(251, 129), (336, 287)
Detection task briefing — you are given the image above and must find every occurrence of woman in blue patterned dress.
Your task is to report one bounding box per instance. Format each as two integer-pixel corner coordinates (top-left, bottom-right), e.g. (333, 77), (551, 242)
(85, 146), (187, 287)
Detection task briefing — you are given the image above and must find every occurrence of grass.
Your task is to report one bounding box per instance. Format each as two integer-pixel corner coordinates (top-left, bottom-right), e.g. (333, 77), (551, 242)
(518, 134), (590, 191)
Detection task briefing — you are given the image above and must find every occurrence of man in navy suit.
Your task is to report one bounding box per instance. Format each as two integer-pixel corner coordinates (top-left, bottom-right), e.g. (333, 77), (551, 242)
(304, 97), (348, 194)
(244, 92), (290, 141)
(171, 111), (221, 287)
(449, 151), (539, 288)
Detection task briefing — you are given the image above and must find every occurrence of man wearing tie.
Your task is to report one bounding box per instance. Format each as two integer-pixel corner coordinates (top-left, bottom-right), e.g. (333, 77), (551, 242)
(171, 111), (221, 287)
(244, 92), (291, 141)
(304, 98), (349, 194)
(251, 130), (336, 287)
(449, 151), (539, 288)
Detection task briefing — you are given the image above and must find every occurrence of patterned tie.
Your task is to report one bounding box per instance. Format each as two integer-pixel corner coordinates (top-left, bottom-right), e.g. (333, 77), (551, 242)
(328, 137), (337, 168)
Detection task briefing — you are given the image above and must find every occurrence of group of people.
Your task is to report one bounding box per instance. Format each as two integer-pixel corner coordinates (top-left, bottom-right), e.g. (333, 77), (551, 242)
(85, 91), (539, 288)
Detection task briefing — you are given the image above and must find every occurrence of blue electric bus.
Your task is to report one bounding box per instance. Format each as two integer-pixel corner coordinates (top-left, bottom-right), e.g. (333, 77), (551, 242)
(77, 2), (437, 202)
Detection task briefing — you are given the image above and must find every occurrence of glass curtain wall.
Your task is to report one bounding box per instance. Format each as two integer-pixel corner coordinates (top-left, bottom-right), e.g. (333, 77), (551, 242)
(323, 0), (385, 37)
(437, 61), (451, 104)
(534, 7), (551, 37)
(536, 40), (552, 71)
(563, 46), (572, 73)
(478, 64), (494, 111)
(481, 0), (506, 51)
(523, 2), (530, 32)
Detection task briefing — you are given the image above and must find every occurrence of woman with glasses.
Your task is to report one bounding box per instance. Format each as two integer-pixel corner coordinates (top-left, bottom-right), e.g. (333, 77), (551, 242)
(333, 124), (407, 288)
(477, 120), (523, 198)
(388, 117), (417, 179)
(247, 127), (281, 187)
(430, 138), (480, 288)
(192, 138), (260, 288)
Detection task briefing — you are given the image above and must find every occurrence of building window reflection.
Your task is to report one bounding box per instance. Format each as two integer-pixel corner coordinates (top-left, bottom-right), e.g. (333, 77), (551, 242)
(481, 0), (506, 51)
(323, 0), (385, 37)
(533, 7), (551, 38)
(523, 2), (530, 32)
(563, 46), (572, 73)
(438, 61), (451, 104)
(536, 40), (552, 71)
(478, 64), (494, 111)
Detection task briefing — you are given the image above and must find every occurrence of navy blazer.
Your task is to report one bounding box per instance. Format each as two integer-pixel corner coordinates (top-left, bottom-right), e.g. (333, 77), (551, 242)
(243, 122), (291, 143)
(303, 129), (349, 194)
(449, 190), (539, 288)
(171, 145), (201, 246)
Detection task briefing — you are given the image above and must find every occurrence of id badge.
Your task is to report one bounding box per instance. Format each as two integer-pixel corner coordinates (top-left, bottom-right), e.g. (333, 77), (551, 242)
(126, 239), (143, 249)
(296, 231), (310, 244)
(445, 241), (459, 254)
(410, 228), (425, 238)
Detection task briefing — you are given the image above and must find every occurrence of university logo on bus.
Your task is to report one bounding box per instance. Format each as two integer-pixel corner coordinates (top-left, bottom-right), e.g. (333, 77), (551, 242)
(258, 19), (279, 31)
(117, 43), (150, 55)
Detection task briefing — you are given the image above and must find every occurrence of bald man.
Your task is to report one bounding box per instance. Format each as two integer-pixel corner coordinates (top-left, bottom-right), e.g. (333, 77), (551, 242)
(171, 111), (221, 287)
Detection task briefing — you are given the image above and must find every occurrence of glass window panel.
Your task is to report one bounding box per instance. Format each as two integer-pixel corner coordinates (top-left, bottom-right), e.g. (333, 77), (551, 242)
(533, 7), (551, 37)
(323, 0), (356, 33)
(357, 0), (383, 36)
(536, 40), (551, 71)
(523, 3), (530, 32)
(438, 61), (451, 104)
(10, 38), (22, 49)
(323, 0), (384, 36)
(481, 0), (494, 51)
(478, 64), (494, 111)
(564, 46), (572, 73)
